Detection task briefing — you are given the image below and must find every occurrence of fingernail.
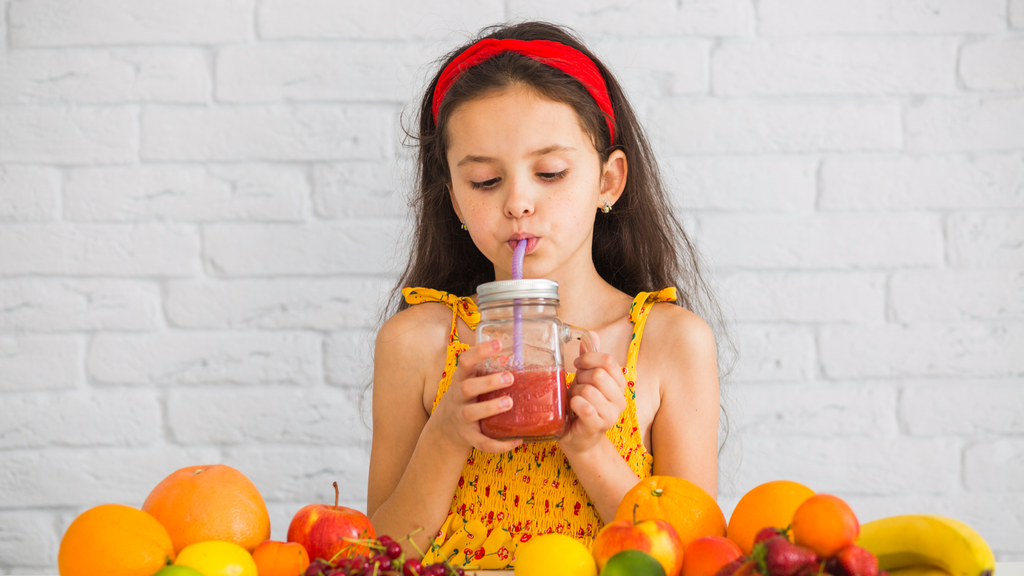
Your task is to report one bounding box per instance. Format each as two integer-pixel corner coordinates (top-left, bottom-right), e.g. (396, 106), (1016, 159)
(500, 397), (512, 409)
(502, 372), (513, 384)
(491, 339), (501, 351)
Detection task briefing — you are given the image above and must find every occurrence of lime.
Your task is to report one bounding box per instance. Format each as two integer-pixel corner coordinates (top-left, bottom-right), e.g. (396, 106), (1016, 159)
(601, 549), (666, 576)
(514, 533), (597, 576)
(152, 567), (206, 576)
(174, 540), (257, 576)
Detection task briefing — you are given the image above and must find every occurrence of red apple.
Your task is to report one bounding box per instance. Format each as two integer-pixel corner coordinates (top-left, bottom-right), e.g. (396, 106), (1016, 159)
(593, 504), (685, 576)
(287, 482), (375, 563)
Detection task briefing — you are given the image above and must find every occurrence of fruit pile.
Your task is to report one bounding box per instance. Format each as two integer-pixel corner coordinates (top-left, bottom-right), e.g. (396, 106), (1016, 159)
(300, 534), (463, 576)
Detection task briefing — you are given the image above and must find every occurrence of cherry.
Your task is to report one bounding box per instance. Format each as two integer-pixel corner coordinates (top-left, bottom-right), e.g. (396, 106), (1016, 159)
(402, 558), (425, 576)
(374, 555), (393, 571)
(386, 541), (403, 559)
(378, 534), (396, 547)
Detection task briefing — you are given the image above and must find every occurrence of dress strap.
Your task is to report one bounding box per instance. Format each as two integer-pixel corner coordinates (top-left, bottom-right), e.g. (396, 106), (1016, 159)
(402, 287), (480, 332)
(625, 287), (678, 378)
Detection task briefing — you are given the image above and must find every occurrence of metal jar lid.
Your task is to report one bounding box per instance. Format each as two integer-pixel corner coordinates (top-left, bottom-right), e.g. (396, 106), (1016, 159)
(476, 279), (560, 305)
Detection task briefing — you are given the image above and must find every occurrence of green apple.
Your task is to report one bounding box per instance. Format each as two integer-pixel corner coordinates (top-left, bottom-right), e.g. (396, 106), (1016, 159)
(152, 566), (206, 576)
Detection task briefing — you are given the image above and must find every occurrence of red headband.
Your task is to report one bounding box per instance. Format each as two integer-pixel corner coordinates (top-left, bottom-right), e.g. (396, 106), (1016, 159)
(432, 38), (616, 145)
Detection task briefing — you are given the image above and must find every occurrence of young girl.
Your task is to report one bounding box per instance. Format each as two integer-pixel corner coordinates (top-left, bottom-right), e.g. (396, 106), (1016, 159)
(367, 21), (724, 569)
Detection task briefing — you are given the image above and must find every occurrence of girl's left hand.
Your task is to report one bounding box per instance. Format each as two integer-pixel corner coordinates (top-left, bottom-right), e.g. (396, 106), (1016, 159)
(559, 333), (628, 455)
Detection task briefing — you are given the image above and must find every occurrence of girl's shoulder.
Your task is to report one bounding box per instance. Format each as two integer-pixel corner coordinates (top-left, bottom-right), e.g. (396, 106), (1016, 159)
(376, 300), (453, 351)
(640, 302), (717, 380)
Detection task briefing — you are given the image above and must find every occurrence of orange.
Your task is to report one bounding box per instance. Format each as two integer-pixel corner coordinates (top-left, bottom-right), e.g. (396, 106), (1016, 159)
(58, 503), (175, 576)
(791, 494), (859, 558)
(682, 536), (743, 576)
(727, 480), (815, 554)
(142, 464), (271, 554)
(252, 540), (311, 576)
(614, 475), (727, 551)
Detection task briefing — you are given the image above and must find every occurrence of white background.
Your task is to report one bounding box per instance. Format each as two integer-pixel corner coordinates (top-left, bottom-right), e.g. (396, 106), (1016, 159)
(1, 0), (1023, 572)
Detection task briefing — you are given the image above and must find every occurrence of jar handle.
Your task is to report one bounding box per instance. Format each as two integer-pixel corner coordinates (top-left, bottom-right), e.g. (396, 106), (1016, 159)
(564, 324), (598, 353)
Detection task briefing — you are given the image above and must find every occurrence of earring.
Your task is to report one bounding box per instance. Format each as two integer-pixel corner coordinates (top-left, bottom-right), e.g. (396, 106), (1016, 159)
(601, 200), (612, 214)
(460, 220), (468, 230)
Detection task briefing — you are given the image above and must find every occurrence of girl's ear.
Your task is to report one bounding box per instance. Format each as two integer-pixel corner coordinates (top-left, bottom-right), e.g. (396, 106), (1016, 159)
(447, 182), (465, 222)
(599, 149), (628, 209)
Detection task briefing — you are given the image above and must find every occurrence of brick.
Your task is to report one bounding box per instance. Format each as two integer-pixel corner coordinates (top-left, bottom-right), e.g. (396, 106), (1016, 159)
(714, 38), (956, 95)
(0, 107), (136, 164)
(258, 0), (503, 40)
(0, 336), (81, 392)
(852, 494), (1024, 555)
(901, 380), (1024, 436)
(314, 161), (412, 219)
(719, 272), (886, 323)
(0, 511), (59, 567)
(217, 42), (430, 103)
(728, 325), (816, 383)
(756, 0), (1006, 35)
(0, 391), (161, 449)
(325, 330), (377, 387)
(0, 47), (208, 105)
(651, 99), (901, 154)
(142, 105), (394, 162)
(725, 437), (961, 496)
(961, 38), (1024, 92)
(166, 278), (390, 330)
(593, 38), (708, 98)
(203, 221), (400, 276)
(9, 0), (253, 47)
(87, 332), (322, 386)
(222, 446), (370, 504)
(948, 212), (1024, 268)
(731, 382), (898, 437)
(168, 387), (365, 445)
(1013, 0), (1024, 28)
(65, 164), (307, 222)
(665, 156), (816, 212)
(0, 447), (221, 507)
(965, 440), (1024, 492)
(0, 166), (60, 221)
(508, 0), (753, 36)
(820, 323), (1024, 379)
(696, 214), (942, 269)
(820, 154), (1024, 210)
(907, 97), (1024, 152)
(0, 224), (200, 276)
(891, 270), (1024, 322)
(0, 279), (160, 332)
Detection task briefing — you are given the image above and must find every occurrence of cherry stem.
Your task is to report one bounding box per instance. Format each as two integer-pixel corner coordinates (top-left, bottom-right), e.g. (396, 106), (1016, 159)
(333, 481), (339, 510)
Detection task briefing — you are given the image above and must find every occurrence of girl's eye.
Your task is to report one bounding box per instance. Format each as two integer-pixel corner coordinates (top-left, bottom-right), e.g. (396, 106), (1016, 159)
(470, 177), (501, 190)
(538, 170), (568, 181)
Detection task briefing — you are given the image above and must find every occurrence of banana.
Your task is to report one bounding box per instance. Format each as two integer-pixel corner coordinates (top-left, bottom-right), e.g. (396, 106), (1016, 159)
(856, 515), (995, 576)
(889, 566), (955, 576)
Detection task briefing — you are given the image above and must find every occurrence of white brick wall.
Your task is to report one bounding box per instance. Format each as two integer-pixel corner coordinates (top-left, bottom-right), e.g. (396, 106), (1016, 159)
(1, 1), (1022, 572)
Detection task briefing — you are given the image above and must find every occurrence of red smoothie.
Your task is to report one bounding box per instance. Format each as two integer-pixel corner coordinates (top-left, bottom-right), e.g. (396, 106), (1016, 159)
(479, 368), (569, 441)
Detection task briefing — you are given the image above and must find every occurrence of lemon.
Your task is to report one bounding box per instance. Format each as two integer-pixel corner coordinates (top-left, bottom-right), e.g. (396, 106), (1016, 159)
(174, 541), (257, 576)
(153, 567), (206, 576)
(514, 533), (597, 576)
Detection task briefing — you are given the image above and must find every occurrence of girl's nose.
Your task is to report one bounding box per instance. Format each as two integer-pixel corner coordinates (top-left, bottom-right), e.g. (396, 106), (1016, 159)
(503, 176), (535, 219)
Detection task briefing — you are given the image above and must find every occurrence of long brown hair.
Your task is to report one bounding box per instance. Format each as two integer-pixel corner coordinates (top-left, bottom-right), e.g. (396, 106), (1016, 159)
(391, 21), (725, 331)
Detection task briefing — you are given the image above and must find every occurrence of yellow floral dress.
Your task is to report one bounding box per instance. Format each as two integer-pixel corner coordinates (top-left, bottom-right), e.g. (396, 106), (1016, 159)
(402, 286), (678, 570)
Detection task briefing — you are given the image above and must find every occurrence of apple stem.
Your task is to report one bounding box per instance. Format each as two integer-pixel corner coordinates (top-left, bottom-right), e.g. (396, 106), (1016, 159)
(652, 488), (664, 497)
(633, 503), (639, 525)
(333, 481), (339, 510)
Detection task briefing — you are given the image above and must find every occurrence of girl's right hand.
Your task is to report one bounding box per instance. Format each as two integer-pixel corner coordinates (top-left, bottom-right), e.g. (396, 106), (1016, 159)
(429, 338), (523, 454)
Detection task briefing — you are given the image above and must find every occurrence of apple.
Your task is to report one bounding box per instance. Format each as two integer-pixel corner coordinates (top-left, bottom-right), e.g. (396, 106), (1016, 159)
(287, 481), (376, 563)
(593, 504), (685, 576)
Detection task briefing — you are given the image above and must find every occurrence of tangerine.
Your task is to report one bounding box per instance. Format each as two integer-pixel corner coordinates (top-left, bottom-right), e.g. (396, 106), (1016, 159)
(791, 494), (859, 558)
(682, 536), (744, 576)
(58, 503), (175, 576)
(142, 464), (271, 554)
(615, 475), (727, 551)
(252, 540), (311, 576)
(726, 480), (815, 554)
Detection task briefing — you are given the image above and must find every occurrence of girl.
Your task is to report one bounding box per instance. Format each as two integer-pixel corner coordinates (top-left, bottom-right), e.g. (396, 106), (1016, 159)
(368, 21), (725, 569)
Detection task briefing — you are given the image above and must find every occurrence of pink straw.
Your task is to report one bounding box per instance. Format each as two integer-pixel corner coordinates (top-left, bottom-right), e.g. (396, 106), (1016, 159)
(512, 239), (526, 367)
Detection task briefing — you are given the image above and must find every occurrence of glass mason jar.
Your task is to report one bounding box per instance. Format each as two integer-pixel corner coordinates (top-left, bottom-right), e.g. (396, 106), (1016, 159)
(475, 279), (596, 442)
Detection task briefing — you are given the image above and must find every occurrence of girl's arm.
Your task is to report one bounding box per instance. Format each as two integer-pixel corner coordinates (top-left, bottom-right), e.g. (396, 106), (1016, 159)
(367, 308), (520, 554)
(647, 305), (720, 498)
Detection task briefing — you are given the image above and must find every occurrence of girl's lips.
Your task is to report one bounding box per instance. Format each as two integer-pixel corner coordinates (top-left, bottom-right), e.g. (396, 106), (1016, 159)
(508, 237), (539, 254)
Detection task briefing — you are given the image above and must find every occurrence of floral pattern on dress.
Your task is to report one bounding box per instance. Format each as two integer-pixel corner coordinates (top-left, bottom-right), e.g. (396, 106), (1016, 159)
(407, 286), (677, 570)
